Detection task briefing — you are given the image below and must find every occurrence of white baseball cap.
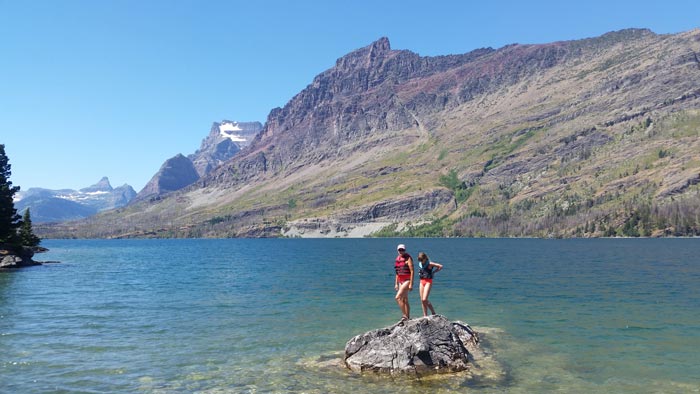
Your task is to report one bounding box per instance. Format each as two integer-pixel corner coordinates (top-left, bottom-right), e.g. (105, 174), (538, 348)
(397, 244), (406, 251)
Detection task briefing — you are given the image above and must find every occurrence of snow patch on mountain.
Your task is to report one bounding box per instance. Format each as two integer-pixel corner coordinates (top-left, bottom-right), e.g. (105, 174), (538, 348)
(14, 177), (137, 222)
(219, 122), (247, 143)
(57, 190), (110, 202)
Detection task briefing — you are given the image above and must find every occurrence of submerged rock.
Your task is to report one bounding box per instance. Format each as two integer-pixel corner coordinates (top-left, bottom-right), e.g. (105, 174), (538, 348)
(344, 314), (480, 375)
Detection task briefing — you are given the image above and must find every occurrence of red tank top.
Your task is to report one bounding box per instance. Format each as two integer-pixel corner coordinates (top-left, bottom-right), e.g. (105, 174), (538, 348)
(395, 253), (412, 279)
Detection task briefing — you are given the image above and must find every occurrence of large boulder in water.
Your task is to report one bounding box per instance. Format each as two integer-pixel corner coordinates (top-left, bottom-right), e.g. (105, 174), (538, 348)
(344, 314), (480, 375)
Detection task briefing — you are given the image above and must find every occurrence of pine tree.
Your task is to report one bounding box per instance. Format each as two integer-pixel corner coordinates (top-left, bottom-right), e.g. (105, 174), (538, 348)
(19, 208), (41, 247)
(0, 144), (21, 245)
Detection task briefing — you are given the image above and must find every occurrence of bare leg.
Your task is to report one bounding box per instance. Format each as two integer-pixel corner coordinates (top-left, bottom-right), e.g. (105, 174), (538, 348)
(421, 282), (436, 316)
(395, 281), (411, 319)
(405, 290), (411, 319)
(419, 282), (428, 316)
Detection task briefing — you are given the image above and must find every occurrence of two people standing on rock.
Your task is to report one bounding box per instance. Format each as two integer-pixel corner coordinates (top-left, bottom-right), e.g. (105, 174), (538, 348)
(394, 244), (444, 320)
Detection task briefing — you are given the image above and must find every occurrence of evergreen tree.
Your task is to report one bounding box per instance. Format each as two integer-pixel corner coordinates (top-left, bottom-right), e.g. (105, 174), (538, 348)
(0, 144), (21, 244)
(19, 208), (41, 247)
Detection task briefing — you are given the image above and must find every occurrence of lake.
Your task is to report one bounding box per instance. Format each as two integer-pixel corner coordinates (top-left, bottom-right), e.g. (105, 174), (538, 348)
(1, 238), (699, 393)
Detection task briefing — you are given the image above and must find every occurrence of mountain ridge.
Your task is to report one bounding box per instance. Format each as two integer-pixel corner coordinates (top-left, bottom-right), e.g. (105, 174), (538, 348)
(15, 177), (137, 223)
(38, 28), (700, 238)
(211, 28), (668, 188)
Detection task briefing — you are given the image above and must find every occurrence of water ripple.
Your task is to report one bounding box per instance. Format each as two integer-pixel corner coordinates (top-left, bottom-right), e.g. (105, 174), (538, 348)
(1, 238), (699, 393)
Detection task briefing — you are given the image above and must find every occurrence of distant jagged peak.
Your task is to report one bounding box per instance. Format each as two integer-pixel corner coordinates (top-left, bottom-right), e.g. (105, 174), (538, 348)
(368, 36), (391, 55)
(80, 176), (113, 193)
(95, 176), (111, 186)
(351, 36), (392, 57)
(334, 36), (396, 71)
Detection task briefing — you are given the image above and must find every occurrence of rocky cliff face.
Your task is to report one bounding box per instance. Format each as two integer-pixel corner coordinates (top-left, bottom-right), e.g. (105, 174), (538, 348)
(208, 33), (614, 186)
(207, 38), (498, 185)
(38, 28), (700, 238)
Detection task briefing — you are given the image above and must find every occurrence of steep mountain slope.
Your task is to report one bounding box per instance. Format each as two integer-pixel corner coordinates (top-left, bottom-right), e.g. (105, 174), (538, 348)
(39, 28), (700, 238)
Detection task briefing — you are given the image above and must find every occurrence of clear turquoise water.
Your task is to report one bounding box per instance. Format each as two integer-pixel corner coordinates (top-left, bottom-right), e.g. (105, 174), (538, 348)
(1, 238), (699, 393)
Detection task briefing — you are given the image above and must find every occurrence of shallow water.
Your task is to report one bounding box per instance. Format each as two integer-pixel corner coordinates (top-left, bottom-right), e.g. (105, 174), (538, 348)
(1, 238), (699, 393)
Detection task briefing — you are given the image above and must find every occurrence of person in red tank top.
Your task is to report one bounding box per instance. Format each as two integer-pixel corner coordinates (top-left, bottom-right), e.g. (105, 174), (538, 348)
(394, 244), (414, 321)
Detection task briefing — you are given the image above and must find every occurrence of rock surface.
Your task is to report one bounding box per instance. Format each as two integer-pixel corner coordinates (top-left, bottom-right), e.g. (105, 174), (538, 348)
(0, 245), (41, 269)
(344, 315), (479, 375)
(283, 189), (454, 237)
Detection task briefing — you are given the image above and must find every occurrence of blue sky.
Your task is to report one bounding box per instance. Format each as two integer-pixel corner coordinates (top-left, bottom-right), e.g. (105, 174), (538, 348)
(2, 0), (699, 192)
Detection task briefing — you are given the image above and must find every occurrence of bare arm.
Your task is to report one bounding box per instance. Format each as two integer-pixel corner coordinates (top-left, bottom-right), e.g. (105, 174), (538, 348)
(407, 257), (414, 290)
